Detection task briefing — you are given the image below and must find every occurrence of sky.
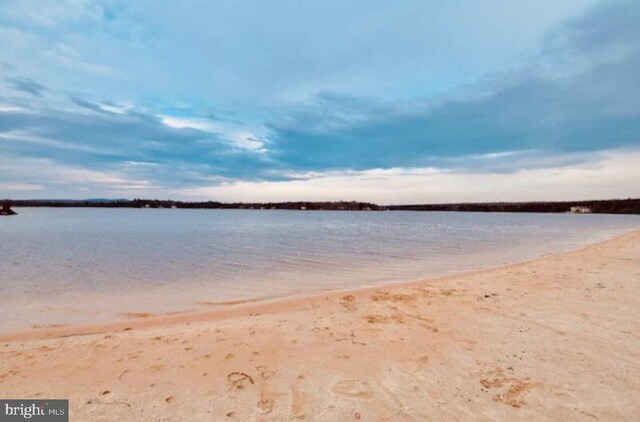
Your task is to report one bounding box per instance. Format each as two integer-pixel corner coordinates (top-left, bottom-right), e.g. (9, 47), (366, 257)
(1, 0), (639, 204)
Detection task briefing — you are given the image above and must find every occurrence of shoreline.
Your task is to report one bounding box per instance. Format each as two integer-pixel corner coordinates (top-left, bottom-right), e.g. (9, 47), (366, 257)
(3, 228), (638, 342)
(2, 227), (639, 419)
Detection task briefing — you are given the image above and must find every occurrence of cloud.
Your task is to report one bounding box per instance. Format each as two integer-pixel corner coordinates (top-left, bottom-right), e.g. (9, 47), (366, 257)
(69, 96), (115, 114)
(1, 1), (639, 201)
(0, 104), (26, 112)
(266, 0), (640, 173)
(180, 149), (640, 204)
(0, 97), (277, 191)
(0, 183), (45, 192)
(44, 43), (124, 78)
(5, 77), (47, 97)
(0, 155), (160, 195)
(160, 115), (269, 152)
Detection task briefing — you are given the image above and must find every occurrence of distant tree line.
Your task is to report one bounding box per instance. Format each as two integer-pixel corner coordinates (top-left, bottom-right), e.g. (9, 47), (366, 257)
(4, 198), (640, 214)
(7, 199), (382, 211)
(387, 198), (640, 214)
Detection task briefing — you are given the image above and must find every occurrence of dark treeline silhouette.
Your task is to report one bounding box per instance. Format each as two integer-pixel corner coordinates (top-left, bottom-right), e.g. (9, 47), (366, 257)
(6, 198), (640, 214)
(1, 200), (17, 215)
(388, 198), (640, 214)
(10, 199), (382, 211)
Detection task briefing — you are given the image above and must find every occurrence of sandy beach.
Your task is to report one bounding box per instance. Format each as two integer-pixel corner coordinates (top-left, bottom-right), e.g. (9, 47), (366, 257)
(1, 229), (639, 421)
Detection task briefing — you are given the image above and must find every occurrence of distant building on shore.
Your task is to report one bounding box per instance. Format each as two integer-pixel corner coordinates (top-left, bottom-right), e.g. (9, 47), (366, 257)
(569, 206), (592, 214)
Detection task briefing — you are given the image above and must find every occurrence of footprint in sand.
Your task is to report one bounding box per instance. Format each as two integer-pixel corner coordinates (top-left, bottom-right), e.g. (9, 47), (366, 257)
(371, 291), (416, 304)
(365, 314), (406, 324)
(332, 379), (374, 400)
(258, 388), (282, 416)
(493, 381), (534, 408)
(341, 295), (357, 311)
(227, 372), (254, 391)
(256, 365), (276, 380)
(479, 368), (536, 408)
(258, 397), (274, 414)
(291, 375), (307, 419)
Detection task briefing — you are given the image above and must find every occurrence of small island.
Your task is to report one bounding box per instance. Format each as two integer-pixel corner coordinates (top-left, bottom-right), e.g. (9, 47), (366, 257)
(1, 200), (17, 216)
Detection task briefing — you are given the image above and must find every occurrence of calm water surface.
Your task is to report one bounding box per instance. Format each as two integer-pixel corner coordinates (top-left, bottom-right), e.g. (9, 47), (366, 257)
(1, 208), (638, 331)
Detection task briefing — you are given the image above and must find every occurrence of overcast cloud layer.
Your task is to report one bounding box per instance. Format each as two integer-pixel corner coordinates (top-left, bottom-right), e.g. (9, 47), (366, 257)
(1, 0), (639, 202)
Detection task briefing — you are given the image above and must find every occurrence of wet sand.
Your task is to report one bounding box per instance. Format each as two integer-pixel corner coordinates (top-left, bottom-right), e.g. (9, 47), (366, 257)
(1, 230), (639, 420)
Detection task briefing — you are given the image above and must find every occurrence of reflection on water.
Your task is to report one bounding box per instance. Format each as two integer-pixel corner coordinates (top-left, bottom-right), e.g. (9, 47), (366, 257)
(1, 208), (638, 331)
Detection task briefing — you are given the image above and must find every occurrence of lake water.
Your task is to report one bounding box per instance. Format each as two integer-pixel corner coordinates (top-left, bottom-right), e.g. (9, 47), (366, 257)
(1, 207), (639, 332)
